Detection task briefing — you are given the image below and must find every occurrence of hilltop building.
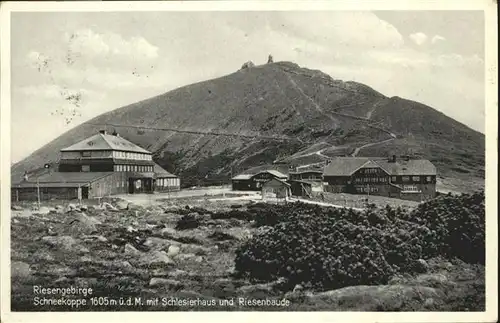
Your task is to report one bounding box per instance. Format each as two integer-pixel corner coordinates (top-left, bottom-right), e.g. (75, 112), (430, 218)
(322, 155), (437, 201)
(11, 130), (180, 201)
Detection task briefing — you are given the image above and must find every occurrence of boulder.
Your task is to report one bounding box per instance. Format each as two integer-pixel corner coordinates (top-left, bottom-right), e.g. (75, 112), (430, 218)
(415, 273), (452, 285)
(414, 258), (429, 273)
(127, 203), (143, 211)
(167, 245), (180, 257)
(103, 202), (119, 212)
(124, 243), (142, 256)
(160, 227), (180, 238)
(308, 285), (444, 311)
(143, 237), (178, 250)
(65, 204), (78, 213)
(55, 205), (65, 214)
(149, 278), (184, 290)
(12, 261), (31, 279)
(11, 205), (23, 211)
(32, 249), (55, 262)
(82, 235), (108, 243)
(175, 253), (197, 261)
(115, 200), (129, 210)
(293, 284), (304, 293)
(181, 244), (210, 255)
(237, 283), (273, 297)
(41, 235), (89, 253)
(33, 206), (51, 215)
(138, 250), (175, 268)
(167, 269), (189, 278)
(66, 212), (102, 233)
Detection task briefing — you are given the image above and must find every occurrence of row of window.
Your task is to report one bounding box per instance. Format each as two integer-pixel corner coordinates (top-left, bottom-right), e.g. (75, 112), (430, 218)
(114, 165), (153, 172)
(157, 178), (180, 187)
(402, 185), (421, 192)
(353, 176), (434, 183)
(356, 187), (379, 193)
(362, 168), (380, 174)
(354, 177), (389, 183)
(113, 151), (152, 160)
(397, 176), (433, 182)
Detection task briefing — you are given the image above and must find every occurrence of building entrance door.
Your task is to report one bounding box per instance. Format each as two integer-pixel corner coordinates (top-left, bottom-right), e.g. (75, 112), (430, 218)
(145, 178), (153, 193)
(128, 179), (134, 194)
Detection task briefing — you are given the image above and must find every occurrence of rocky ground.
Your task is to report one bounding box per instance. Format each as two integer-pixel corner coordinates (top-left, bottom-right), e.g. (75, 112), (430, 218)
(10, 198), (484, 311)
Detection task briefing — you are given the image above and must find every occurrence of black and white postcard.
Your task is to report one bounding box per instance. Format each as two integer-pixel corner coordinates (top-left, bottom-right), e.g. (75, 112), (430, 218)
(1, 1), (497, 322)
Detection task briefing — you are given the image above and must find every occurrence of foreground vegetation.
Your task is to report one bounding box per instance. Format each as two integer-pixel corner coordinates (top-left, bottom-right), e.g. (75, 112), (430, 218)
(10, 192), (485, 311)
(235, 192), (485, 291)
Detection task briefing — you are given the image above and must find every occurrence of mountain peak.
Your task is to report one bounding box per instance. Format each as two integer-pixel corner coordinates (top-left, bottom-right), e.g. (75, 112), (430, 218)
(12, 62), (484, 192)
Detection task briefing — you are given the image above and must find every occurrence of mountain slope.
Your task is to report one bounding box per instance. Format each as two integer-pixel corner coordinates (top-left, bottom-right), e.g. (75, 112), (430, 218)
(12, 61), (484, 190)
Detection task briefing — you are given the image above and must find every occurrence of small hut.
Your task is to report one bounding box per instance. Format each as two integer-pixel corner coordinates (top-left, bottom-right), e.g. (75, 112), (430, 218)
(261, 178), (291, 202)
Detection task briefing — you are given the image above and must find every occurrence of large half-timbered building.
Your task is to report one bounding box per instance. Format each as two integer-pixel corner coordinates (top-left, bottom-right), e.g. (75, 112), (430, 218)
(323, 156), (437, 201)
(11, 131), (180, 201)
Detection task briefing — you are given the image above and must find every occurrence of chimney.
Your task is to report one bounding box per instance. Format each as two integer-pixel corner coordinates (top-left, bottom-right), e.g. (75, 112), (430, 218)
(23, 171), (28, 181)
(112, 130), (119, 137)
(99, 130), (107, 135)
(390, 155), (396, 163)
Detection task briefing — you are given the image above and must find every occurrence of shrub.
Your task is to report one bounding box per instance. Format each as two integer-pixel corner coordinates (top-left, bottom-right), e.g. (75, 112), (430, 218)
(234, 192), (485, 290)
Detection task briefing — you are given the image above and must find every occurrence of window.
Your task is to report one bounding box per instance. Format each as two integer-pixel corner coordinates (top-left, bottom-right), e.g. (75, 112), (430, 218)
(427, 176), (432, 182)
(81, 165), (90, 172)
(402, 176), (410, 182)
(81, 151), (91, 157)
(412, 176), (420, 182)
(391, 176), (397, 182)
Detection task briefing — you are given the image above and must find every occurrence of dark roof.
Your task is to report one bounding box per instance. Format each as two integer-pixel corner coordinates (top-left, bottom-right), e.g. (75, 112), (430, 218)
(323, 158), (372, 176)
(154, 163), (178, 178)
(376, 159), (437, 176)
(289, 170), (323, 175)
(12, 172), (113, 187)
(256, 170), (288, 178)
(60, 133), (151, 154)
(232, 174), (253, 180)
(323, 157), (437, 176)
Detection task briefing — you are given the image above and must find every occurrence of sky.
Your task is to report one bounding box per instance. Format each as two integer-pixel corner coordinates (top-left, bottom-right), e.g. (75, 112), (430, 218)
(10, 10), (485, 163)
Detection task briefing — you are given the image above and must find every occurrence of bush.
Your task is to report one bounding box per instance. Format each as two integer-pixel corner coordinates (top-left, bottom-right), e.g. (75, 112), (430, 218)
(234, 192), (485, 290)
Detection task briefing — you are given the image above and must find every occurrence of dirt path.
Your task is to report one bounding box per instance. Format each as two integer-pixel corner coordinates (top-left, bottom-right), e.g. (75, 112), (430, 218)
(282, 71), (397, 163)
(287, 197), (365, 211)
(350, 137), (396, 157)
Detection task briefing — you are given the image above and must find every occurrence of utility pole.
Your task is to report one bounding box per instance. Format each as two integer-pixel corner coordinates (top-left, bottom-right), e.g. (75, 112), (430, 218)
(36, 177), (41, 210)
(366, 183), (370, 207)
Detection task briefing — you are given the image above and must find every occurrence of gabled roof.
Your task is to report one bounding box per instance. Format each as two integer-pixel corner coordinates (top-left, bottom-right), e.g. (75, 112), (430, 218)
(232, 174), (253, 180)
(60, 133), (151, 154)
(289, 169), (323, 175)
(323, 157), (372, 176)
(12, 172), (113, 187)
(259, 170), (288, 178)
(263, 178), (291, 187)
(154, 163), (178, 178)
(376, 159), (437, 176)
(323, 157), (437, 176)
